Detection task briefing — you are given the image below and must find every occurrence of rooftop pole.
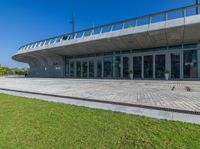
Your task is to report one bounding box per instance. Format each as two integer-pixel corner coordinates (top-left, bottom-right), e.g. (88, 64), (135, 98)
(70, 13), (75, 37)
(196, 0), (199, 14)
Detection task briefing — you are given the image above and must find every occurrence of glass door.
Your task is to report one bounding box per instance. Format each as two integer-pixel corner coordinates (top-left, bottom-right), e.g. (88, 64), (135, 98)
(123, 57), (129, 79)
(65, 60), (70, 77)
(76, 61), (81, 78)
(82, 61), (88, 78)
(171, 53), (180, 79)
(89, 60), (94, 78)
(144, 55), (153, 78)
(97, 60), (102, 78)
(133, 56), (142, 78)
(183, 50), (198, 78)
(155, 55), (165, 79)
(114, 56), (121, 78)
(104, 57), (113, 78)
(70, 61), (75, 77)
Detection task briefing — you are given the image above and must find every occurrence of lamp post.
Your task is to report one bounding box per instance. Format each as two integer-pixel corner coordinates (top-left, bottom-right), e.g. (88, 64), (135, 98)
(196, 0), (199, 14)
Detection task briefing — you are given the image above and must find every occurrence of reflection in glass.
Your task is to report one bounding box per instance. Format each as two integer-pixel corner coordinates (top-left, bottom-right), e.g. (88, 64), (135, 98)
(82, 61), (88, 78)
(89, 61), (94, 78)
(104, 57), (113, 78)
(155, 55), (165, 78)
(115, 56), (121, 78)
(171, 53), (180, 79)
(144, 56), (153, 78)
(133, 56), (142, 78)
(65, 60), (70, 77)
(70, 61), (75, 77)
(76, 61), (81, 78)
(184, 50), (197, 78)
(97, 60), (102, 78)
(123, 57), (129, 78)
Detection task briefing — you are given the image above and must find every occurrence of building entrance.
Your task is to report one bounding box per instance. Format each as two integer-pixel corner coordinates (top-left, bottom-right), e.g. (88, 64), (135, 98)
(171, 53), (180, 79)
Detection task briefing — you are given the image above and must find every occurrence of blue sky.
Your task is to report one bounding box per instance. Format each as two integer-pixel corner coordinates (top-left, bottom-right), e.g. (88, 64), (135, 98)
(0, 0), (196, 68)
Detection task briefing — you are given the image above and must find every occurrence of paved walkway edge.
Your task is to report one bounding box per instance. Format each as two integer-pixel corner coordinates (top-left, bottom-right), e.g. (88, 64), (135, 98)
(0, 88), (200, 124)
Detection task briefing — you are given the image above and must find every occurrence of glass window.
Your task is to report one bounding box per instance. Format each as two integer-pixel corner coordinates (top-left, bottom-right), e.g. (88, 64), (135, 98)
(65, 60), (70, 77)
(171, 53), (180, 79)
(112, 23), (123, 31)
(183, 44), (197, 49)
(168, 10), (183, 20)
(93, 28), (101, 35)
(124, 20), (135, 29)
(97, 60), (102, 78)
(104, 57), (113, 78)
(184, 50), (198, 78)
(76, 61), (81, 78)
(137, 17), (150, 26)
(115, 56), (121, 78)
(155, 55), (165, 78)
(82, 61), (88, 78)
(89, 61), (94, 78)
(151, 14), (165, 23)
(102, 26), (112, 33)
(123, 57), (129, 78)
(84, 31), (92, 37)
(144, 56), (153, 78)
(133, 56), (142, 78)
(70, 62), (75, 77)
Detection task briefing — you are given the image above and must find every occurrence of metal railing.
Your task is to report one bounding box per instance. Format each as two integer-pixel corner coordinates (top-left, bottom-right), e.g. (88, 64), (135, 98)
(18, 4), (200, 52)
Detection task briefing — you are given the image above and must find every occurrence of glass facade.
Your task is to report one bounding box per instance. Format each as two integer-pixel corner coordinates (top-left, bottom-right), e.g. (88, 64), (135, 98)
(104, 57), (113, 78)
(155, 55), (165, 78)
(70, 61), (75, 77)
(144, 56), (153, 78)
(65, 60), (70, 77)
(89, 61), (94, 78)
(65, 44), (200, 80)
(97, 60), (102, 78)
(114, 56), (121, 78)
(82, 61), (88, 78)
(123, 57), (129, 78)
(76, 61), (81, 78)
(184, 50), (198, 78)
(133, 56), (142, 78)
(171, 53), (180, 79)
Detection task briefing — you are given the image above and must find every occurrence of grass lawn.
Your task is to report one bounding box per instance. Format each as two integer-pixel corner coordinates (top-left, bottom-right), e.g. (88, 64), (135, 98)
(0, 93), (200, 149)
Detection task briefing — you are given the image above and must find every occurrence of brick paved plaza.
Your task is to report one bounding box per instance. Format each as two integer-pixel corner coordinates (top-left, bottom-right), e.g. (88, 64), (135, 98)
(0, 77), (200, 112)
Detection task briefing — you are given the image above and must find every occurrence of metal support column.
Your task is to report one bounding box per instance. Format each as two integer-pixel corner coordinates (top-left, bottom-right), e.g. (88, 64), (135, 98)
(142, 56), (144, 79)
(180, 50), (184, 80)
(121, 56), (123, 79)
(113, 55), (116, 78)
(101, 58), (104, 78)
(153, 54), (156, 79)
(94, 59), (97, 78)
(74, 61), (77, 78)
(196, 0), (199, 15)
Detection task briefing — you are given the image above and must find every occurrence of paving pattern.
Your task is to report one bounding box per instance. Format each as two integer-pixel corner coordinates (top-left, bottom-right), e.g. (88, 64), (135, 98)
(0, 77), (200, 112)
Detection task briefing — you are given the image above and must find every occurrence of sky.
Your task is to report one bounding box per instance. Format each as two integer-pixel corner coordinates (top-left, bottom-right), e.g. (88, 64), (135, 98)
(0, 0), (197, 68)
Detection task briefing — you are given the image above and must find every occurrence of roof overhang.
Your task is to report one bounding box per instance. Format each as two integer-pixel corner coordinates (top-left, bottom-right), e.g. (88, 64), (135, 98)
(13, 15), (200, 62)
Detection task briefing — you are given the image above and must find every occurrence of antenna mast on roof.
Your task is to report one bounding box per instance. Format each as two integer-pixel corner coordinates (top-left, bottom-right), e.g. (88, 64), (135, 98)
(70, 13), (75, 36)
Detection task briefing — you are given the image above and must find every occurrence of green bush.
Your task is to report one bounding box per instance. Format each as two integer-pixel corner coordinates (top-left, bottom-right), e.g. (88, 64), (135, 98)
(0, 66), (29, 76)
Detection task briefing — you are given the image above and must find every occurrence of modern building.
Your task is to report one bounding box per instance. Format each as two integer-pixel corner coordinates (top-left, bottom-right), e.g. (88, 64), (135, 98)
(13, 4), (200, 80)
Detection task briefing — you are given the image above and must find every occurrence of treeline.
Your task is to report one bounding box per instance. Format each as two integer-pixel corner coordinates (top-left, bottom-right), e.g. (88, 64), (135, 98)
(0, 67), (29, 76)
